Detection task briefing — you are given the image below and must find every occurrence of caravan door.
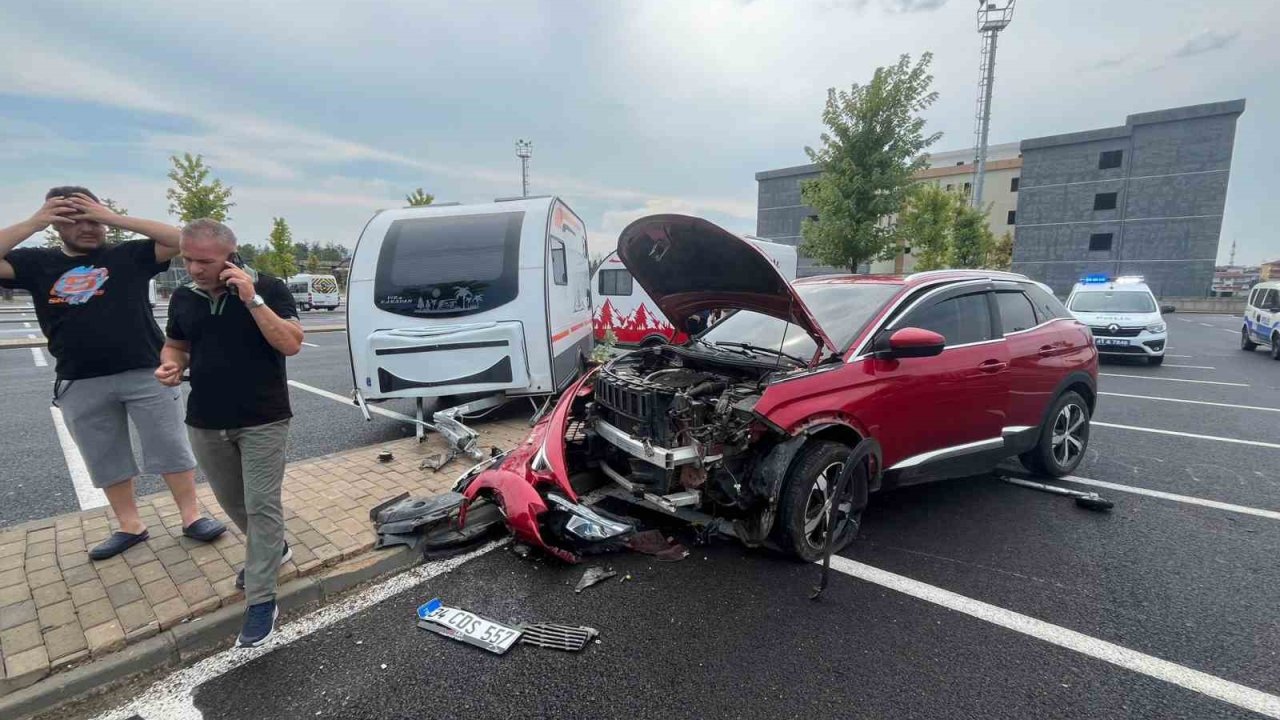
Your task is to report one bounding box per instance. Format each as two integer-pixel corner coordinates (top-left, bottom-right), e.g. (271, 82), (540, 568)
(545, 200), (593, 389)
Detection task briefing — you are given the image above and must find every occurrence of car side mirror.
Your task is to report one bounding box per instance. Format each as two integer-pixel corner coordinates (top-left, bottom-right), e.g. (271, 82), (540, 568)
(684, 315), (706, 335)
(874, 327), (946, 359)
(1160, 305), (1176, 314)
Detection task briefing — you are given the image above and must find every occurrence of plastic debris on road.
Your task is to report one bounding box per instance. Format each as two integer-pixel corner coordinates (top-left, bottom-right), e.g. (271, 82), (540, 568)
(574, 566), (617, 593)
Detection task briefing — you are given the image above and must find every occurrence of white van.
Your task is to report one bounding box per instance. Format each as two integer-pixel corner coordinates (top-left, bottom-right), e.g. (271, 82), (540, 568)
(592, 236), (797, 346)
(287, 274), (342, 311)
(1241, 280), (1280, 360)
(346, 197), (593, 458)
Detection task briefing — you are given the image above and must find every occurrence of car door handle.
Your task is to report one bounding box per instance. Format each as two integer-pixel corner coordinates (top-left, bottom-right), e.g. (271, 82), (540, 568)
(1038, 345), (1056, 357)
(978, 360), (1008, 373)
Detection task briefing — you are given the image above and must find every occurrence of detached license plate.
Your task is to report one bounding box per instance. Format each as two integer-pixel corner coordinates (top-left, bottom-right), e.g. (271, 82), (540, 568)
(1096, 338), (1130, 346)
(417, 600), (522, 655)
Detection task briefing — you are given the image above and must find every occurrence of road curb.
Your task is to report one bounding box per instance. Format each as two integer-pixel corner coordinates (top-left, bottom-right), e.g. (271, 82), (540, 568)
(0, 325), (346, 350)
(0, 546), (419, 720)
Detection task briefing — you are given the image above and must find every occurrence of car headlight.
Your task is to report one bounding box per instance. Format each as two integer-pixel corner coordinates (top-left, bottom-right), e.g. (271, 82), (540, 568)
(1146, 322), (1167, 333)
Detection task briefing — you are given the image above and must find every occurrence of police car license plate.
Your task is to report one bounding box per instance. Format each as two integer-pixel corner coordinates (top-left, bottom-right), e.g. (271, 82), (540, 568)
(1096, 338), (1129, 346)
(416, 599), (521, 654)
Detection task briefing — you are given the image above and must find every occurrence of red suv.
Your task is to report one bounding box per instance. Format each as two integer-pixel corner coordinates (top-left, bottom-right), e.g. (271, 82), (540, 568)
(457, 215), (1098, 562)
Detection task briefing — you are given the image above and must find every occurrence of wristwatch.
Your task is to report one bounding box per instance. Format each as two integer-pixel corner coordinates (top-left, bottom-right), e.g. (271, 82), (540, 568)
(248, 294), (266, 309)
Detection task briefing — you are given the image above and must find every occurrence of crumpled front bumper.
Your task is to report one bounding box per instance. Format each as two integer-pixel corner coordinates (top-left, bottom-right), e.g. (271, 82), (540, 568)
(454, 369), (632, 562)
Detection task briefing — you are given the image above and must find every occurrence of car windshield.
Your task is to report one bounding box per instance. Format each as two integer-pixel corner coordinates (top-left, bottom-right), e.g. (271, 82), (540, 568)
(698, 282), (900, 359)
(1069, 290), (1156, 313)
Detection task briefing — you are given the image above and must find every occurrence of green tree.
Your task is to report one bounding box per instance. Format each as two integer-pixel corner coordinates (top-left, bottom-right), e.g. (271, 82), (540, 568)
(987, 230), (1014, 271)
(950, 202), (995, 269)
(800, 53), (942, 271)
(259, 217), (297, 278)
(166, 153), (234, 222)
(897, 185), (957, 271)
(405, 188), (435, 207)
(292, 241), (310, 264)
(237, 243), (260, 266)
(306, 254), (320, 273)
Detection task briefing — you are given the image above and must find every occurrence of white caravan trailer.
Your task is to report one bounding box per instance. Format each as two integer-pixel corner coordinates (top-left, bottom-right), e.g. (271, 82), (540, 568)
(346, 197), (593, 466)
(592, 236), (797, 346)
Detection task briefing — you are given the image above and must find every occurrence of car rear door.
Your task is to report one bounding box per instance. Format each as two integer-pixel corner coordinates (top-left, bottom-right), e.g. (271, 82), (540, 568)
(869, 283), (1009, 482)
(993, 283), (1063, 447)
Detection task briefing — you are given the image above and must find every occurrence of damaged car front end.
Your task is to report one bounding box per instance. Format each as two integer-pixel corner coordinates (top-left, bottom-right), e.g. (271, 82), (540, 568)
(455, 214), (886, 562)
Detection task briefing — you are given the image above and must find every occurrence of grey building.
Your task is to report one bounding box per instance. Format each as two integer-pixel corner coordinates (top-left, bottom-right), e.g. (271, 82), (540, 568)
(754, 164), (845, 277)
(1013, 99), (1245, 297)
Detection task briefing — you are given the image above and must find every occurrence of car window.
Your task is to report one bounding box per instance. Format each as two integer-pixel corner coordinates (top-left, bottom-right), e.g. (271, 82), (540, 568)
(1024, 284), (1071, 322)
(1261, 289), (1279, 310)
(903, 293), (993, 346)
(1068, 290), (1156, 313)
(996, 291), (1038, 333)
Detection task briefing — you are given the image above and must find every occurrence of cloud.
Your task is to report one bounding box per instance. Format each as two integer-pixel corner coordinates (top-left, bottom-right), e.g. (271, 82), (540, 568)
(1172, 30), (1240, 58)
(883, 0), (947, 13)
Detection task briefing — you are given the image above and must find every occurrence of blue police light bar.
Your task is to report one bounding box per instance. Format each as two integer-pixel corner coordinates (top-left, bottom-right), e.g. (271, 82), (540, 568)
(1081, 274), (1110, 284)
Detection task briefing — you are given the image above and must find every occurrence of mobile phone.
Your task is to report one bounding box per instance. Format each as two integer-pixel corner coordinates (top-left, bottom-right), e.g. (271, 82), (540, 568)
(229, 252), (246, 269)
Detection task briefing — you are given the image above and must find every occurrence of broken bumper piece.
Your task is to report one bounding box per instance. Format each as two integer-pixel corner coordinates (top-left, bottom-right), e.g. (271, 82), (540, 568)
(371, 492), (505, 553)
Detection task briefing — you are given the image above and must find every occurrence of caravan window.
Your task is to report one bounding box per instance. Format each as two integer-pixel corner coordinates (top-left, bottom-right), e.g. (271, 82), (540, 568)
(550, 239), (567, 286)
(374, 212), (523, 317)
(598, 269), (632, 296)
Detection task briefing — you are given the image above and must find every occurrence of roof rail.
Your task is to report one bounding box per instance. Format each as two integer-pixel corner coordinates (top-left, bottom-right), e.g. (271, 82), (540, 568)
(906, 269), (1030, 282)
(493, 195), (553, 202)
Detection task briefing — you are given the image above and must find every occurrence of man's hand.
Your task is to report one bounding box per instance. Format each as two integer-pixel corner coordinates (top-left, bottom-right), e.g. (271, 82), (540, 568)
(30, 197), (77, 229)
(219, 262), (255, 303)
(155, 361), (184, 387)
(66, 193), (121, 226)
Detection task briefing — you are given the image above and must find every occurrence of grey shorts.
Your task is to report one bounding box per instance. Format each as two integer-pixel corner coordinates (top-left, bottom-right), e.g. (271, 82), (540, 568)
(54, 368), (197, 488)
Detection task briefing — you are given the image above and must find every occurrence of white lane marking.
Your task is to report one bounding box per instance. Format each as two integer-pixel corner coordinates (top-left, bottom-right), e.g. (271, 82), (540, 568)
(826, 556), (1280, 719)
(1199, 322), (1215, 327)
(1160, 364), (1216, 370)
(1099, 372), (1247, 387)
(92, 540), (506, 720)
(300, 341), (318, 347)
(1221, 328), (1239, 334)
(1165, 354), (1192, 358)
(30, 347), (46, 367)
(50, 406), (108, 510)
(286, 380), (417, 424)
(1100, 391), (1280, 414)
(1093, 421), (1280, 450)
(1062, 475), (1280, 521)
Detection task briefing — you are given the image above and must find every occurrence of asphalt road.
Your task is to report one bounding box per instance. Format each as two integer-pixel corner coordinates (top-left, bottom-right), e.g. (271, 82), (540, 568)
(0, 313), (425, 529)
(65, 315), (1280, 720)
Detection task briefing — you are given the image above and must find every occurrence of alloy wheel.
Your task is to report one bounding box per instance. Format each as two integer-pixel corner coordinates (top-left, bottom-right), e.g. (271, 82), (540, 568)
(802, 461), (854, 548)
(1051, 402), (1086, 467)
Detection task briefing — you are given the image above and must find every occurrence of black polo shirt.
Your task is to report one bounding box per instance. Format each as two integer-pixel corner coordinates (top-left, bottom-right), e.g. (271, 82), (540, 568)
(166, 273), (298, 430)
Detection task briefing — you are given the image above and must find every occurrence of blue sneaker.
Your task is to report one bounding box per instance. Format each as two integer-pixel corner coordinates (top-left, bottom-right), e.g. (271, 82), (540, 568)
(237, 600), (278, 648)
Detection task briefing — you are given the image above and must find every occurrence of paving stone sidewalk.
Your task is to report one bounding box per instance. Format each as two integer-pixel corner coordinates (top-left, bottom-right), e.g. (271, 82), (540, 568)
(0, 415), (532, 696)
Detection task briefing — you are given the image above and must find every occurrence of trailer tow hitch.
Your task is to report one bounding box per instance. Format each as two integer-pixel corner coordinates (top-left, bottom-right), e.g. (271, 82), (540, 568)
(420, 395), (507, 471)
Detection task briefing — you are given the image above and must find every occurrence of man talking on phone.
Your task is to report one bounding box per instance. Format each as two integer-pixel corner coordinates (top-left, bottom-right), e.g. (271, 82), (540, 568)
(157, 219), (303, 647)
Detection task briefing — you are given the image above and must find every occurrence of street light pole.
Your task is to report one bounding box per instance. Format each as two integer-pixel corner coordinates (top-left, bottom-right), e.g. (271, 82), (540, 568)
(515, 139), (532, 198)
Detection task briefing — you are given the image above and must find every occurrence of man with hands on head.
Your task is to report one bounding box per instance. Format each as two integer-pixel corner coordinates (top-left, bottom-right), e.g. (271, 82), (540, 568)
(159, 218), (303, 647)
(0, 187), (225, 559)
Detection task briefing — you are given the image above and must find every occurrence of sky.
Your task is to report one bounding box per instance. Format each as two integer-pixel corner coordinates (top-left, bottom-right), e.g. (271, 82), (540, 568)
(0, 0), (1276, 265)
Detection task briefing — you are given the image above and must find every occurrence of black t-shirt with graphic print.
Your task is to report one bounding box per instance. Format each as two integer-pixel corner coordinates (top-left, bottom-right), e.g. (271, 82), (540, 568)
(5, 240), (170, 380)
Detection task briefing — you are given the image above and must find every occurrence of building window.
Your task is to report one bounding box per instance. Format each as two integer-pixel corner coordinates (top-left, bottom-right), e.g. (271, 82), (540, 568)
(1007, 210), (1016, 225)
(1094, 192), (1118, 211)
(963, 182), (972, 196)
(946, 184), (954, 191)
(1099, 150), (1123, 170)
(955, 161), (965, 166)
(1010, 177), (1019, 192)
(1089, 233), (1113, 252)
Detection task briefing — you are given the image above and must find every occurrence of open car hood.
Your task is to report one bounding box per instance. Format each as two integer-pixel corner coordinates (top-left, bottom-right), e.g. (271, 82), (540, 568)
(617, 214), (836, 353)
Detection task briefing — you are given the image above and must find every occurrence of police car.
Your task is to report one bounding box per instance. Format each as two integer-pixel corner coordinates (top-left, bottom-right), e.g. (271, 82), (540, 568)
(1066, 275), (1169, 365)
(1241, 280), (1280, 360)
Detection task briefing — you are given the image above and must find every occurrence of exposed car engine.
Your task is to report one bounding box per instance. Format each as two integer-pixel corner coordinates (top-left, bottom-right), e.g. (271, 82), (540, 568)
(589, 346), (777, 512)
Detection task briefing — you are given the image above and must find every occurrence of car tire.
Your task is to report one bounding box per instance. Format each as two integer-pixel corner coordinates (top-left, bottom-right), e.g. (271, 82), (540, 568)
(776, 440), (868, 563)
(1019, 391), (1090, 478)
(1148, 355), (1164, 366)
(1272, 333), (1280, 361)
(1241, 327), (1258, 351)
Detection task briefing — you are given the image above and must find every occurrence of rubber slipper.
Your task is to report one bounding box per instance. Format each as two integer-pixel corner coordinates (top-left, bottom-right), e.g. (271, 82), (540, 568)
(182, 517), (227, 542)
(88, 530), (150, 561)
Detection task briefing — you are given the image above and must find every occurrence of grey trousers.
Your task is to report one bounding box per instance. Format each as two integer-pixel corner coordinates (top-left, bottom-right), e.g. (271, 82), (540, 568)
(188, 419), (290, 605)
